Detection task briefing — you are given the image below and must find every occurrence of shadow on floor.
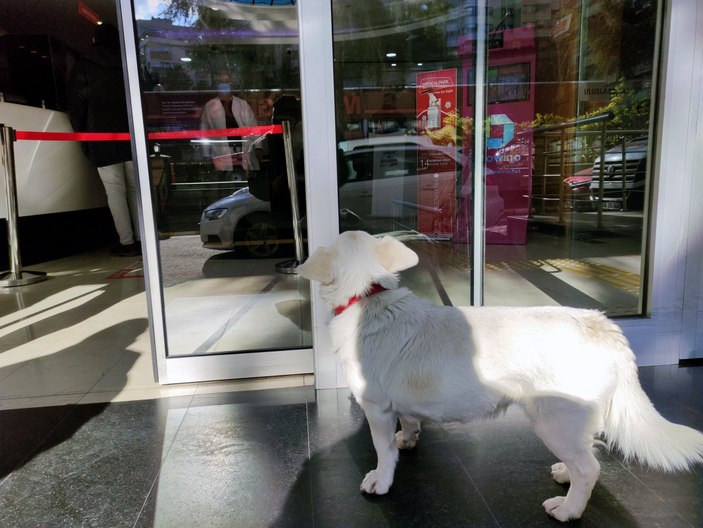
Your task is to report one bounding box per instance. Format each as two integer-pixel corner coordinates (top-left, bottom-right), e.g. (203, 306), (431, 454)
(0, 319), (146, 479)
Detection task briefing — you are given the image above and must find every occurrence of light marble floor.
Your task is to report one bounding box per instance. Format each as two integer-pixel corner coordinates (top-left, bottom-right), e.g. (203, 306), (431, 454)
(0, 230), (644, 411)
(0, 247), (312, 411)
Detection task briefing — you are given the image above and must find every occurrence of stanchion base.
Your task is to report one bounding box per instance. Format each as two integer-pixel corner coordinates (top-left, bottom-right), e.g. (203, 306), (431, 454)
(275, 259), (302, 274)
(0, 270), (48, 288)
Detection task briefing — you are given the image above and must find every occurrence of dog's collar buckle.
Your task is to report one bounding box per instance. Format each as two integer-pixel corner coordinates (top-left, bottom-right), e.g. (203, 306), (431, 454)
(334, 283), (387, 316)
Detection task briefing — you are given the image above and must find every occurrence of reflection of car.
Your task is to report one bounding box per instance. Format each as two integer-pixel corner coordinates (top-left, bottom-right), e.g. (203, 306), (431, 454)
(200, 187), (281, 258)
(340, 140), (461, 234)
(339, 137), (504, 234)
(590, 136), (648, 210)
(199, 137), (506, 257)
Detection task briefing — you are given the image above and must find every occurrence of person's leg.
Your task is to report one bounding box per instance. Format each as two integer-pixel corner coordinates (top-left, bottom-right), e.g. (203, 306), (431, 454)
(98, 162), (135, 246)
(123, 161), (141, 242)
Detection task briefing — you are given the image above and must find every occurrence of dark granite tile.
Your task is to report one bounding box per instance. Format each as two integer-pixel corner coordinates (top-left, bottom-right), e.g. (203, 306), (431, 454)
(2, 367), (701, 528)
(0, 396), (192, 528)
(136, 398), (312, 528)
(638, 365), (703, 410)
(190, 385), (315, 408)
(588, 452), (695, 528)
(0, 404), (77, 479)
(442, 407), (697, 527)
(620, 462), (703, 528)
(304, 390), (498, 528)
(442, 409), (579, 528)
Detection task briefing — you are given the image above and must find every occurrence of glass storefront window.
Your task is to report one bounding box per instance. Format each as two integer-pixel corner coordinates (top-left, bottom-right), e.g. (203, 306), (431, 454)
(331, 0), (659, 316)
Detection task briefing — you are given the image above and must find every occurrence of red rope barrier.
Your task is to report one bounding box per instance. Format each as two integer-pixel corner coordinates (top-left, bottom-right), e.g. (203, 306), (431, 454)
(13, 124), (284, 142)
(15, 131), (130, 141)
(148, 125), (282, 140)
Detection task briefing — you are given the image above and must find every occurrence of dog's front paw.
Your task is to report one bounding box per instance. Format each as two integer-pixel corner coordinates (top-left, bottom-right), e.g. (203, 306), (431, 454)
(360, 469), (392, 495)
(395, 430), (419, 449)
(550, 462), (570, 484)
(543, 496), (582, 522)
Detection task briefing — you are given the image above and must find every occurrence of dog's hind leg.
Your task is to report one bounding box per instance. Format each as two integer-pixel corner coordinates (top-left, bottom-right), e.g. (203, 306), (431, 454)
(550, 462), (571, 484)
(360, 402), (399, 495)
(396, 415), (421, 449)
(522, 395), (601, 522)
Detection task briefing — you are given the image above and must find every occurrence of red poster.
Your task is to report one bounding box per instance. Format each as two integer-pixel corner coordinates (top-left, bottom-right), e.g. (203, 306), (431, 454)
(416, 68), (457, 238)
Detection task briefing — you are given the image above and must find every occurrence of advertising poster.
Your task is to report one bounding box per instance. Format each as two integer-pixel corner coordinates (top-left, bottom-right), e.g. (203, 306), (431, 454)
(484, 60), (534, 244)
(416, 68), (457, 238)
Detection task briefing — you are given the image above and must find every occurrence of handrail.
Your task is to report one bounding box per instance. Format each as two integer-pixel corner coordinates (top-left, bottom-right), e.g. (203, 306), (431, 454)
(530, 112), (613, 134)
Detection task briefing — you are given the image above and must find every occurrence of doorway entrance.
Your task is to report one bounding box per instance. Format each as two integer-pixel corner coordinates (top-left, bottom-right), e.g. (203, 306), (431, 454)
(120, 0), (313, 383)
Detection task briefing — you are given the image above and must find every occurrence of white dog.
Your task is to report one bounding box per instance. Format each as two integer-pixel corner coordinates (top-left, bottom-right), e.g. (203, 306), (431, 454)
(297, 231), (703, 522)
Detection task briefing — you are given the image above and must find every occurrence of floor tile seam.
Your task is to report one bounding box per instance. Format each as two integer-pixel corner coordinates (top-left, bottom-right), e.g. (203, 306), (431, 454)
(131, 466), (165, 528)
(684, 404), (703, 418)
(77, 349), (139, 405)
(304, 398), (316, 528)
(0, 287), (102, 330)
(597, 449), (696, 527)
(438, 424), (502, 528)
(650, 400), (703, 419)
(131, 390), (199, 528)
(0, 290), (123, 346)
(0, 390), (86, 404)
(0, 363), (25, 385)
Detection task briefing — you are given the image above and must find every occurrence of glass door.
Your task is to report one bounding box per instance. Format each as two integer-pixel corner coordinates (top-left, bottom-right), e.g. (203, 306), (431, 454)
(119, 0), (313, 383)
(330, 0), (660, 317)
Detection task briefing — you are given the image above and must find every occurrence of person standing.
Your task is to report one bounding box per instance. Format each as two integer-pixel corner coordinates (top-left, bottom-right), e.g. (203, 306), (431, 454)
(68, 23), (141, 257)
(199, 72), (262, 180)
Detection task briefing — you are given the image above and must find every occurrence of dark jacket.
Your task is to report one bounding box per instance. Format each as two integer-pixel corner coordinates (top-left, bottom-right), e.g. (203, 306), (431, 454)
(67, 43), (131, 167)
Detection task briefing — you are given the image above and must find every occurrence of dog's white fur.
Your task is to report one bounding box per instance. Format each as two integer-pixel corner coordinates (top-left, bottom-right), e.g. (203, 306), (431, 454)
(298, 231), (703, 522)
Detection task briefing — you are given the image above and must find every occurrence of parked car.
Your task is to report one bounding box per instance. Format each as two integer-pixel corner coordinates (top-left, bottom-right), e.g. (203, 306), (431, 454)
(200, 137), (506, 257)
(590, 136), (648, 210)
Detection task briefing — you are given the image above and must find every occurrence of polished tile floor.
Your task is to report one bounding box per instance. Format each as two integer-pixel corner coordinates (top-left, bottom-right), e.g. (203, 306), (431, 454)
(0, 244), (312, 411)
(1, 243), (701, 527)
(1, 367), (702, 527)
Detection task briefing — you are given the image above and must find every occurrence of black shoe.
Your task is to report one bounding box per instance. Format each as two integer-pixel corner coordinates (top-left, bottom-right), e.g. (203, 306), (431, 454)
(111, 242), (142, 257)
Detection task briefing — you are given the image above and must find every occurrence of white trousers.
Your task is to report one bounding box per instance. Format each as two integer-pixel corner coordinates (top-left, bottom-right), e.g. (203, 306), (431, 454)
(97, 161), (140, 245)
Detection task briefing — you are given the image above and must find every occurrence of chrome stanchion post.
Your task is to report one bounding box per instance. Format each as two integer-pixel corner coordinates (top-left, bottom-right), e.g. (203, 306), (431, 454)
(0, 124), (47, 287)
(276, 120), (305, 274)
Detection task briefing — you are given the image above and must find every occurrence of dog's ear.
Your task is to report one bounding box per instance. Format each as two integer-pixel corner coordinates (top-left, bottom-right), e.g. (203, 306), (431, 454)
(375, 236), (419, 273)
(297, 247), (334, 283)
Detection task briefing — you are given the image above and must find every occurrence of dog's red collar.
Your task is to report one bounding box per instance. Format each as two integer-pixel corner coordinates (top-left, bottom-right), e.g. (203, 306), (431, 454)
(334, 283), (387, 316)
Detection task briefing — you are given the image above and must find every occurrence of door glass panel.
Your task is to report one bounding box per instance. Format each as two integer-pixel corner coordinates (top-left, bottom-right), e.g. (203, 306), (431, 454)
(332, 0), (659, 316)
(133, 0), (310, 356)
(480, 0), (657, 316)
(332, 2), (475, 307)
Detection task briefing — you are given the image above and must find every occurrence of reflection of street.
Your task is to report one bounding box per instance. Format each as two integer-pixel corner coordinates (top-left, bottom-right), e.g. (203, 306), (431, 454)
(157, 172), (248, 235)
(399, 209), (645, 317)
(158, 236), (311, 355)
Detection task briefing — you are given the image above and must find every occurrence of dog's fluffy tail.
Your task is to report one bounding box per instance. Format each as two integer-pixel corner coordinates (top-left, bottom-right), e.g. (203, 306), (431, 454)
(603, 331), (703, 471)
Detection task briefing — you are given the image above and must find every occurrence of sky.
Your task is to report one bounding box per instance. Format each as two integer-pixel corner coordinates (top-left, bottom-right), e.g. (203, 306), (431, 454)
(134, 0), (170, 21)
